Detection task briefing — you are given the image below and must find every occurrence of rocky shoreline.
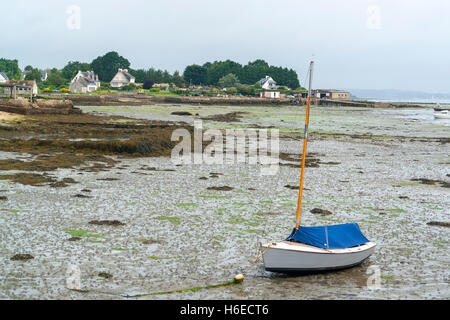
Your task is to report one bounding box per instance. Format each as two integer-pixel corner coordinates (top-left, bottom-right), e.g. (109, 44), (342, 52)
(0, 94), (431, 114)
(40, 94), (428, 109)
(0, 98), (81, 115)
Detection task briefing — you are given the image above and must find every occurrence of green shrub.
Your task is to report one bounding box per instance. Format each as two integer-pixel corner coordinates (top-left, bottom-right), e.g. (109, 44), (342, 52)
(121, 83), (137, 91)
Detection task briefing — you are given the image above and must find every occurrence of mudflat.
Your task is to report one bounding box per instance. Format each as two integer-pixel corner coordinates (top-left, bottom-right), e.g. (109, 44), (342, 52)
(0, 105), (448, 299)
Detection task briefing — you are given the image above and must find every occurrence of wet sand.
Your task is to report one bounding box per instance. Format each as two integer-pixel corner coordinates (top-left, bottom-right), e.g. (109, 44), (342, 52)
(0, 105), (448, 299)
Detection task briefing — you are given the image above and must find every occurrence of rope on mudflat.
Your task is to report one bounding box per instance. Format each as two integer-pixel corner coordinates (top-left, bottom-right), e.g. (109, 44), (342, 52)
(234, 243), (275, 283)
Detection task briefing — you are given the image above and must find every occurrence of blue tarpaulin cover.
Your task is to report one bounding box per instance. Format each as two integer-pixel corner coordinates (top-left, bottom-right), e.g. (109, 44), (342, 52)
(286, 223), (370, 249)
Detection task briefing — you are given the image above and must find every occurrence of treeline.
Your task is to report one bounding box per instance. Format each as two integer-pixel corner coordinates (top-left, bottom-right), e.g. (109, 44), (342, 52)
(0, 58), (21, 80)
(0, 52), (302, 90)
(183, 59), (300, 88)
(130, 69), (185, 86)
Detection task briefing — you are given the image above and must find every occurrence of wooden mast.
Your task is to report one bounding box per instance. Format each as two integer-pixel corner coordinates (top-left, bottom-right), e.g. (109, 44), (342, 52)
(295, 61), (314, 229)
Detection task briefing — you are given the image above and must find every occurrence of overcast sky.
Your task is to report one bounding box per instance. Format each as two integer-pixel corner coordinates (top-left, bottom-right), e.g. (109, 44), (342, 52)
(2, 0), (450, 93)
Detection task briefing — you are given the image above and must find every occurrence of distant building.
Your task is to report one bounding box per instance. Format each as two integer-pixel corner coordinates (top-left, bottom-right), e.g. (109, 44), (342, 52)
(110, 69), (136, 88)
(69, 71), (101, 93)
(153, 83), (170, 90)
(260, 91), (280, 99)
(20, 70), (49, 82)
(3, 80), (38, 95)
(259, 76), (277, 90)
(294, 92), (309, 98)
(0, 72), (8, 83)
(314, 89), (350, 100)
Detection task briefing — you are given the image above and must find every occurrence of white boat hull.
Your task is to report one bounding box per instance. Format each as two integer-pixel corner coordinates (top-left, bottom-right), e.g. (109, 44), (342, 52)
(434, 114), (450, 120)
(261, 241), (376, 273)
(434, 110), (450, 119)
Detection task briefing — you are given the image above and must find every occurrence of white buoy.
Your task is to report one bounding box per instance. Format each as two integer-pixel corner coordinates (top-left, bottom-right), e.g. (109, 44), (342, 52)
(234, 274), (244, 283)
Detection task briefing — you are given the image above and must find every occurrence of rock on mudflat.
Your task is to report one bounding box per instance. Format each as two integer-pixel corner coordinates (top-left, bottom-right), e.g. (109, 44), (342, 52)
(171, 111), (193, 116)
(207, 186), (234, 191)
(11, 254), (34, 261)
(72, 194), (93, 199)
(427, 221), (450, 228)
(67, 237), (82, 242)
(89, 220), (126, 226)
(98, 272), (113, 279)
(310, 208), (334, 216)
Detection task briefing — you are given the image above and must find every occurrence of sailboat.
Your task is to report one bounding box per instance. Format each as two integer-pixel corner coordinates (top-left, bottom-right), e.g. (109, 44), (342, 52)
(434, 110), (450, 119)
(261, 61), (376, 273)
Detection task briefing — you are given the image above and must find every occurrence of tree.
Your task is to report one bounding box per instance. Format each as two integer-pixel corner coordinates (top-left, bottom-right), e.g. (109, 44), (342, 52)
(24, 65), (33, 72)
(206, 60), (243, 85)
(171, 71), (185, 87)
(183, 64), (207, 85)
(62, 61), (91, 80)
(90, 51), (130, 82)
(46, 70), (66, 88)
(129, 69), (147, 83)
(0, 58), (21, 80)
(196, 58), (301, 88)
(248, 59), (269, 67)
(218, 73), (240, 87)
(121, 83), (136, 91)
(143, 79), (155, 89)
(25, 68), (42, 83)
(238, 85), (256, 96)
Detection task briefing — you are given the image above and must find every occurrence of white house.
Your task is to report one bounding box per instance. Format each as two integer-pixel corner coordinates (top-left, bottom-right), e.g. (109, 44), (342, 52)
(69, 71), (101, 93)
(259, 76), (277, 90)
(110, 69), (136, 88)
(0, 72), (8, 83)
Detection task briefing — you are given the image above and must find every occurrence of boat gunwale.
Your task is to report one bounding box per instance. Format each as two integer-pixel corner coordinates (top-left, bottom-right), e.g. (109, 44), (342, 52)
(261, 241), (377, 255)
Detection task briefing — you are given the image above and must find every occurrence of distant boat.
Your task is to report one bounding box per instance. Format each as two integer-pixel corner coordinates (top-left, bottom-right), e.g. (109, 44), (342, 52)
(434, 102), (449, 112)
(434, 110), (450, 119)
(261, 61), (376, 274)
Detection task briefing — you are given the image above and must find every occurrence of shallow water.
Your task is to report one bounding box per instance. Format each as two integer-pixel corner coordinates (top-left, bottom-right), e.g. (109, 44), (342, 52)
(0, 105), (448, 300)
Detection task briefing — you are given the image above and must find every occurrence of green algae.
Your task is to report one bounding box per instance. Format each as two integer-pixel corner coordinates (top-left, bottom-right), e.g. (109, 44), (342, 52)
(199, 195), (232, 199)
(155, 216), (181, 225)
(380, 276), (395, 281)
(63, 229), (104, 238)
(148, 255), (180, 260)
(125, 281), (241, 297)
(6, 209), (22, 213)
